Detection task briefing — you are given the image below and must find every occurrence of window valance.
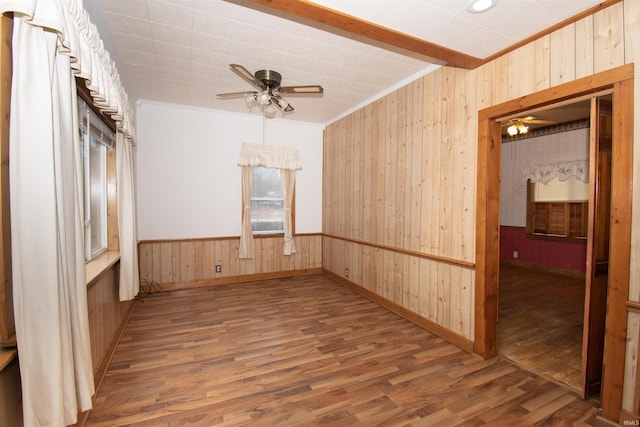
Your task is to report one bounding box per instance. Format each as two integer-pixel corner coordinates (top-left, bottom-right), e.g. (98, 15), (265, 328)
(237, 143), (302, 170)
(523, 160), (589, 184)
(0, 0), (136, 145)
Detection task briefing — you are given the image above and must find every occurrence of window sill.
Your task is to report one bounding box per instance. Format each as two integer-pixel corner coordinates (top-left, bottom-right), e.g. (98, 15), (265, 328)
(86, 250), (120, 285)
(526, 233), (587, 244)
(0, 348), (17, 372)
(253, 233), (285, 238)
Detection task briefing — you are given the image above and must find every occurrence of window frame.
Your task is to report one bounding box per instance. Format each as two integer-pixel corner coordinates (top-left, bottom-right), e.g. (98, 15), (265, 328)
(77, 87), (117, 262)
(243, 166), (296, 237)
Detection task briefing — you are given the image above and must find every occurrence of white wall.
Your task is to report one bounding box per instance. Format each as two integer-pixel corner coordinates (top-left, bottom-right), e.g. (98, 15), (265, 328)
(136, 101), (323, 240)
(500, 128), (589, 227)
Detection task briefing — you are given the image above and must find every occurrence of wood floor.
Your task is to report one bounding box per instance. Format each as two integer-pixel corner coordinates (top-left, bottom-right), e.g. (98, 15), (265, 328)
(86, 274), (609, 426)
(498, 263), (585, 392)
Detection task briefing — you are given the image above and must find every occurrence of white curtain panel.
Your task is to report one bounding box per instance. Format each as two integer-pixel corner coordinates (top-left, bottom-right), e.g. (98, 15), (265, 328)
(116, 132), (140, 301)
(239, 166), (255, 259)
(237, 143), (302, 258)
(1, 0), (138, 425)
(9, 15), (94, 427)
(280, 169), (297, 255)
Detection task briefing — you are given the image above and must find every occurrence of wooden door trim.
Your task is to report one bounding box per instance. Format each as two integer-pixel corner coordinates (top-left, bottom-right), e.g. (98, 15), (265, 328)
(475, 63), (633, 422)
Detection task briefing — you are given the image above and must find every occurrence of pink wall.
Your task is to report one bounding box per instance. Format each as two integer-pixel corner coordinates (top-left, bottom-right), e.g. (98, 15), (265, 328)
(500, 226), (586, 272)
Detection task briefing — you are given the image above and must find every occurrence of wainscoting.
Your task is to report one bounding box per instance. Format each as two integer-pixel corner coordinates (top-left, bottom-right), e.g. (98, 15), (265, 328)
(138, 234), (323, 291)
(86, 259), (136, 383)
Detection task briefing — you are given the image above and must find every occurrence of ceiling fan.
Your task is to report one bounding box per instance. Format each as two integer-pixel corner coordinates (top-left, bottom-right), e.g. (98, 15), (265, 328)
(503, 116), (557, 136)
(216, 64), (323, 113)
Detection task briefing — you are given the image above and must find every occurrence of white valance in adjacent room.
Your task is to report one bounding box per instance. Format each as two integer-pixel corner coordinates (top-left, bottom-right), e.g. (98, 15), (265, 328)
(523, 160), (589, 184)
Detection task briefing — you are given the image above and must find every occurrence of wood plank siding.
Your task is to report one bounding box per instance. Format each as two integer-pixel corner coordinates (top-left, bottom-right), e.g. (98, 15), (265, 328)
(138, 234), (323, 291)
(324, 67), (476, 343)
(87, 262), (135, 390)
(322, 0), (640, 422)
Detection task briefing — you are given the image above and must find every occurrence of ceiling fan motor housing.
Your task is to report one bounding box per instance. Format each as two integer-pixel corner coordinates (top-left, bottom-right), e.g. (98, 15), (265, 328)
(255, 69), (282, 89)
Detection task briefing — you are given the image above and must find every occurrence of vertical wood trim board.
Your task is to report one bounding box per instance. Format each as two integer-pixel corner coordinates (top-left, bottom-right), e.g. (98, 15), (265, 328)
(623, 0), (640, 419)
(0, 15), (13, 345)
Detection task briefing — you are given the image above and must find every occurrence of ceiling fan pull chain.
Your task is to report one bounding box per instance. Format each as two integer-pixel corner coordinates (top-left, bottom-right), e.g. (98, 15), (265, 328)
(263, 109), (267, 145)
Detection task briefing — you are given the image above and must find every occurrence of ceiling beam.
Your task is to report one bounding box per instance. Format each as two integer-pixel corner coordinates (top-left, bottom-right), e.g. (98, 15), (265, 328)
(247, 0), (484, 70)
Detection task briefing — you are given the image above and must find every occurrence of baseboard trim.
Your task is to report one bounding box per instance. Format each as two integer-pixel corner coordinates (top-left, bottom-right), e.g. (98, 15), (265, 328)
(323, 269), (474, 354)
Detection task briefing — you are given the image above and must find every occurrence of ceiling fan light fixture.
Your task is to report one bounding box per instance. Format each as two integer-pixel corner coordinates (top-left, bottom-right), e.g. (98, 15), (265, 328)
(467, 0), (497, 13)
(507, 124), (518, 136)
(518, 124), (529, 134)
(258, 91), (271, 106)
(219, 64), (322, 115)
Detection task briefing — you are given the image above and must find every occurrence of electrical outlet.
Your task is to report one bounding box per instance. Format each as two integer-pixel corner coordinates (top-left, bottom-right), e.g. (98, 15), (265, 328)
(345, 268), (349, 278)
(215, 265), (222, 273)
(513, 251), (518, 259)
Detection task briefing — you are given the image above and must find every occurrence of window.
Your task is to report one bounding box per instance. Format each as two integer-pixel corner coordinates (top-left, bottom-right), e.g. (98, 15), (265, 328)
(78, 97), (114, 260)
(533, 175), (589, 201)
(250, 166), (285, 235)
(526, 177), (589, 239)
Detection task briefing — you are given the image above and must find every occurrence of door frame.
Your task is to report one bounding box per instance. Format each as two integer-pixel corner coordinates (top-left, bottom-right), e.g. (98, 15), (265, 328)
(474, 63), (634, 421)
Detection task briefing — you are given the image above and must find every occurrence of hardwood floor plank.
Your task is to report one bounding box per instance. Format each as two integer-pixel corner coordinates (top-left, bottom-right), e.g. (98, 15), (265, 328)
(86, 274), (608, 426)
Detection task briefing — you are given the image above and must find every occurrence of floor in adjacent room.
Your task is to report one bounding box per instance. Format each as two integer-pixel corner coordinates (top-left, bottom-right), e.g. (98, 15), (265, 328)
(498, 262), (585, 393)
(86, 274), (606, 426)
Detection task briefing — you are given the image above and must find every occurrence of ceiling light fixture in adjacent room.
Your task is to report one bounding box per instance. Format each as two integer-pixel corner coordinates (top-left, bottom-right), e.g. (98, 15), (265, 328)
(507, 121), (528, 136)
(467, 0), (497, 13)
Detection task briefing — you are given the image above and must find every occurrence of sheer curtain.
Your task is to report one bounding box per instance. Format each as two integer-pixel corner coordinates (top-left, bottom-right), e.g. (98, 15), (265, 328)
(237, 143), (302, 258)
(1, 1), (136, 425)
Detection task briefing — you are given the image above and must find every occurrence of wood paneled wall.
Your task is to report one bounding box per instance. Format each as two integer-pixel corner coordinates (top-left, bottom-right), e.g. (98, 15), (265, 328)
(86, 263), (135, 384)
(323, 236), (474, 342)
(324, 68), (477, 341)
(138, 234), (322, 290)
(0, 355), (21, 427)
(323, 0), (640, 418)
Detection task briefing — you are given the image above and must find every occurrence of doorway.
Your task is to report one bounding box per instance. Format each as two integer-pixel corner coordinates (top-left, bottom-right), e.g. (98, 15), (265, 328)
(474, 64), (633, 421)
(496, 98), (594, 394)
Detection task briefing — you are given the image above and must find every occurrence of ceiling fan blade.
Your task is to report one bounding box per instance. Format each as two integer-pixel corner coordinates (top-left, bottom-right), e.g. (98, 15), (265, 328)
(216, 91), (257, 99)
(271, 94), (294, 112)
(520, 116), (557, 124)
(524, 119), (558, 125)
(229, 64), (265, 90)
(278, 85), (323, 94)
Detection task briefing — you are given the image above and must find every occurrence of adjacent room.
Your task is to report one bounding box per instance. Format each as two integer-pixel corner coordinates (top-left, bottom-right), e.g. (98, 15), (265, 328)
(498, 100), (592, 393)
(0, 0), (639, 426)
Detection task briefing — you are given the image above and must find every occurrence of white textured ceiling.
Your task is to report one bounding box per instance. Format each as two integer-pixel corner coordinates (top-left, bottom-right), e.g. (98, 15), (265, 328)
(88, 0), (603, 124)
